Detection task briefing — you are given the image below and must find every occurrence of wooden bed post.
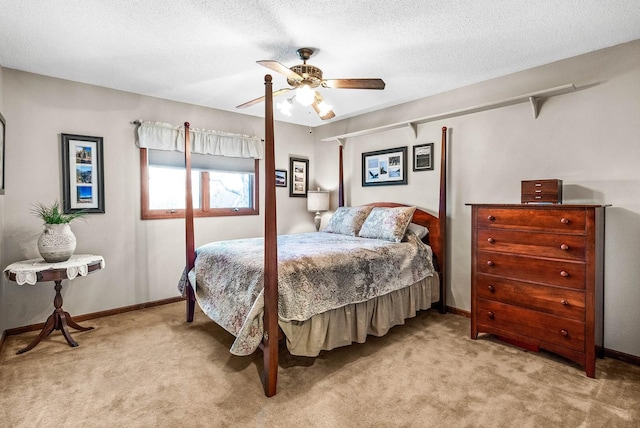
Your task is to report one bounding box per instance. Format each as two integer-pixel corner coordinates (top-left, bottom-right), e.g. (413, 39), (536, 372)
(338, 143), (345, 207)
(438, 126), (447, 314)
(185, 122), (196, 322)
(262, 74), (279, 397)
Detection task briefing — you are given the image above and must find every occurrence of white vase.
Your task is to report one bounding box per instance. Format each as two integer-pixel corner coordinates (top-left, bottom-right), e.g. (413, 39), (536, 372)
(37, 223), (77, 263)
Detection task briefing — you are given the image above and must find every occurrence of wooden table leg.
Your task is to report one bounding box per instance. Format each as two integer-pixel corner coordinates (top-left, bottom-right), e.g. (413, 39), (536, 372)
(63, 311), (94, 332)
(16, 279), (94, 354)
(16, 312), (56, 354)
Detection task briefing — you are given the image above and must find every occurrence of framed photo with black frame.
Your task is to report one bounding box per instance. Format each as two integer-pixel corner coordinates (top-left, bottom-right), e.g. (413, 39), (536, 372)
(61, 133), (105, 214)
(289, 157), (309, 197)
(275, 169), (287, 187)
(362, 146), (408, 187)
(413, 142), (434, 171)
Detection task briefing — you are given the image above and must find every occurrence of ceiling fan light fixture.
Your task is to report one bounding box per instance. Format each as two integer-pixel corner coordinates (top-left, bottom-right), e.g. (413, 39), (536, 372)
(277, 97), (294, 116)
(240, 48), (385, 121)
(318, 100), (333, 117)
(295, 84), (315, 106)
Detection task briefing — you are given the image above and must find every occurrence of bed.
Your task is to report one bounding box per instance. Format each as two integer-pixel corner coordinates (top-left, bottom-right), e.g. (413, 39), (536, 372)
(181, 75), (448, 396)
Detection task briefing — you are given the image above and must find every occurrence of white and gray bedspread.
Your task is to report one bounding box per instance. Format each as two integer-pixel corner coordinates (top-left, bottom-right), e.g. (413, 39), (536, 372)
(181, 231), (435, 356)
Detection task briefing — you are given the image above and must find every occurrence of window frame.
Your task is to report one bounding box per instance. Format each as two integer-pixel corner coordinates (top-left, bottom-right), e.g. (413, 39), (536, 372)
(140, 148), (260, 220)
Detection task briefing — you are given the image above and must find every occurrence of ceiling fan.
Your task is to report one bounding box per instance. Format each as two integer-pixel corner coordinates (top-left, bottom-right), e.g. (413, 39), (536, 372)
(236, 48), (385, 120)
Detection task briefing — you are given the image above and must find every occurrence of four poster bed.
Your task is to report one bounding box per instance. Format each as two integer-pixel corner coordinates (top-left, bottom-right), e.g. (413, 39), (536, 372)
(180, 75), (448, 397)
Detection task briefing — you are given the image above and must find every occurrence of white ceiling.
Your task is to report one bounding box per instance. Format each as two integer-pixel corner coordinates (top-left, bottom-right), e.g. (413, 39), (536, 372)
(1, 1), (639, 127)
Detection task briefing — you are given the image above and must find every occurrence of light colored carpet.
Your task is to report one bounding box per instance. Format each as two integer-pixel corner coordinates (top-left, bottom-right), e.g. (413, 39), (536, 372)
(1, 302), (639, 427)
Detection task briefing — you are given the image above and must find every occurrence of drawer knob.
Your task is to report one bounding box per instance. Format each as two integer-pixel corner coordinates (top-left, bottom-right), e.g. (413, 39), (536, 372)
(560, 299), (569, 306)
(487, 285), (495, 293)
(487, 215), (495, 221)
(486, 260), (495, 267)
(560, 244), (569, 251)
(560, 270), (569, 277)
(487, 237), (495, 244)
(560, 329), (568, 337)
(560, 218), (570, 224)
(487, 311), (494, 319)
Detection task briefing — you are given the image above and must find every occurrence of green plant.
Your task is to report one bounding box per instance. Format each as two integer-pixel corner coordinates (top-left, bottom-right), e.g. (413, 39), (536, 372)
(30, 200), (87, 224)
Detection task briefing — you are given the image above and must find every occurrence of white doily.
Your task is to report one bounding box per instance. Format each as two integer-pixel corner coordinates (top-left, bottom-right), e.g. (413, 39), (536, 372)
(4, 254), (105, 285)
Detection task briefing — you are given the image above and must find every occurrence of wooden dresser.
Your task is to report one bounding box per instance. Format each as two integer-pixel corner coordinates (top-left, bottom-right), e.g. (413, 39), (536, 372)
(468, 204), (606, 377)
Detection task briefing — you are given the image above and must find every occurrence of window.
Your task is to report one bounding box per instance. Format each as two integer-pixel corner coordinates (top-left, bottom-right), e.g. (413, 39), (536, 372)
(140, 148), (259, 220)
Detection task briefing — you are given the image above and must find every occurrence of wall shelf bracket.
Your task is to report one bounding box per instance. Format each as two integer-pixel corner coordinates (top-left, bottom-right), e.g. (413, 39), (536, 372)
(529, 96), (540, 119)
(408, 122), (418, 138)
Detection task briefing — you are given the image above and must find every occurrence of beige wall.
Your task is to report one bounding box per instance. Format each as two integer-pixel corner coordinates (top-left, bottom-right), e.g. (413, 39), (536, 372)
(3, 40), (639, 359)
(315, 40), (640, 357)
(1, 71), (316, 330)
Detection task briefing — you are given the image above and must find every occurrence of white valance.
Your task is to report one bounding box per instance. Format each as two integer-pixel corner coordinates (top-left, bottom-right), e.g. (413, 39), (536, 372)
(135, 121), (263, 159)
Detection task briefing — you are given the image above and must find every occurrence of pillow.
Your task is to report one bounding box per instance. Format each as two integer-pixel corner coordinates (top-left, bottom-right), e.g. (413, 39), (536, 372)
(407, 223), (429, 239)
(358, 206), (417, 242)
(323, 206), (374, 236)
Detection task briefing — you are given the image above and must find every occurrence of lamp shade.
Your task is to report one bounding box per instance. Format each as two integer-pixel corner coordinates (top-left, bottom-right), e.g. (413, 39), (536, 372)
(307, 190), (330, 212)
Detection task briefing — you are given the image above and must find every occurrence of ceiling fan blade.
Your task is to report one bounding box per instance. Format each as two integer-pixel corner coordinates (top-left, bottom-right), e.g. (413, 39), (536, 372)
(323, 78), (386, 90)
(236, 88), (292, 109)
(312, 91), (336, 120)
(236, 95), (265, 109)
(256, 60), (303, 81)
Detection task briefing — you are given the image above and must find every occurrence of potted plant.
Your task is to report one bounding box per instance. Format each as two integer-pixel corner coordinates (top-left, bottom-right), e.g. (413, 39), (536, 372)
(31, 200), (86, 263)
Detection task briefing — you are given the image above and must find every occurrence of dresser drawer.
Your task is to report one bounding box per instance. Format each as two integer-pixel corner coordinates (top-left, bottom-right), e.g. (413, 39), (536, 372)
(521, 193), (561, 204)
(477, 229), (586, 261)
(476, 274), (585, 320)
(476, 299), (585, 352)
(476, 207), (586, 233)
(476, 251), (586, 289)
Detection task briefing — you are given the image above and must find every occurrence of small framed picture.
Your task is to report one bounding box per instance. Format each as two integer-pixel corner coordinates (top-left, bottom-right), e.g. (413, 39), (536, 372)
(61, 133), (105, 214)
(413, 143), (434, 171)
(289, 157), (309, 197)
(362, 146), (408, 187)
(275, 169), (287, 187)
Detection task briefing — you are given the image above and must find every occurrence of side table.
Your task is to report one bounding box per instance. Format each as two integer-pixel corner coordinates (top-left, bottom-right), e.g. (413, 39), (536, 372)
(3, 254), (105, 354)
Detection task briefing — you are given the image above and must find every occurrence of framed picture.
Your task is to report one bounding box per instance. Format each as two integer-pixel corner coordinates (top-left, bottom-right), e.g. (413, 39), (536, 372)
(413, 143), (434, 171)
(275, 169), (287, 187)
(61, 133), (105, 214)
(0, 112), (5, 194)
(362, 146), (408, 187)
(289, 157), (309, 197)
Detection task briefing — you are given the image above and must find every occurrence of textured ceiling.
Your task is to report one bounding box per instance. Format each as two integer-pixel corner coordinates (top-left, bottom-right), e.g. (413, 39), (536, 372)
(0, 0), (639, 127)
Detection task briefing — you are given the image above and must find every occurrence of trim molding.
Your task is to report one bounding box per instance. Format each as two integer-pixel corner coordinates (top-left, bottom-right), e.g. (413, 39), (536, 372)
(2, 299), (638, 369)
(604, 348), (640, 367)
(0, 296), (184, 353)
(446, 306), (470, 318)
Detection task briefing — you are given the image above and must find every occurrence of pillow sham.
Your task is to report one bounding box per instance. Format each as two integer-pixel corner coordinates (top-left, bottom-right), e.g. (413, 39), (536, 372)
(407, 222), (429, 239)
(358, 206), (417, 242)
(323, 206), (374, 236)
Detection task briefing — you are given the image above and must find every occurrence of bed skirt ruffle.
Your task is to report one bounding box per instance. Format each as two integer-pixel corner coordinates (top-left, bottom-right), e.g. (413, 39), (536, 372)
(278, 273), (440, 357)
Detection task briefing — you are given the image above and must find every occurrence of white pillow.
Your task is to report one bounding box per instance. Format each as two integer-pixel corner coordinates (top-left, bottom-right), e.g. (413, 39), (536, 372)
(407, 223), (429, 239)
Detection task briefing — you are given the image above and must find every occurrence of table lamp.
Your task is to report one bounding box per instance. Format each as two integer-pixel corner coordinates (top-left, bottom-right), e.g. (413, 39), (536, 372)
(307, 188), (330, 231)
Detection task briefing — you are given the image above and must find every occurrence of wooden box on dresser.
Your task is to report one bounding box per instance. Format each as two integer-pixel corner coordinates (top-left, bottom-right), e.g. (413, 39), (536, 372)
(468, 204), (607, 377)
